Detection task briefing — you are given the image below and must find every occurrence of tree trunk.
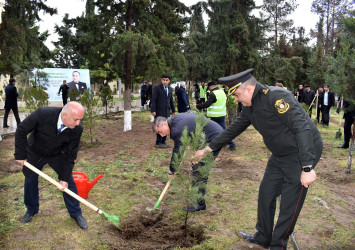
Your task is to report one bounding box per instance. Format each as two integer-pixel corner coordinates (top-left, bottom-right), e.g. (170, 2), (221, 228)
(123, 0), (132, 132)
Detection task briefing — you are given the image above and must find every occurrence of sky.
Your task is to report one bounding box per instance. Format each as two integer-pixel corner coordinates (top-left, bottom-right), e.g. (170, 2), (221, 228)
(39, 0), (319, 50)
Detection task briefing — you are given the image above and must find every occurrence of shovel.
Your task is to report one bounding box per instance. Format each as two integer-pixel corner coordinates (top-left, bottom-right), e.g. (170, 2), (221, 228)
(147, 176), (173, 211)
(23, 161), (120, 227)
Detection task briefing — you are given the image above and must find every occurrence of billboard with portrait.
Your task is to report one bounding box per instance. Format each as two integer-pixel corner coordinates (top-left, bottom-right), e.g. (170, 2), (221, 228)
(32, 68), (90, 101)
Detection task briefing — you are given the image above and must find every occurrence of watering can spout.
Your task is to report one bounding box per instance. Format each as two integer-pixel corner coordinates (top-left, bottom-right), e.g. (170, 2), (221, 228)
(88, 174), (103, 189)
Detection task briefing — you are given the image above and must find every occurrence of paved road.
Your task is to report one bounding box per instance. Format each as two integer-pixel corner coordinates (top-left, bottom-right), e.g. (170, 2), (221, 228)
(0, 99), (143, 140)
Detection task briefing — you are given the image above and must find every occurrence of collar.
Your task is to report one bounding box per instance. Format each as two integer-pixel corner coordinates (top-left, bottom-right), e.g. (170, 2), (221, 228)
(57, 112), (68, 132)
(167, 117), (172, 127)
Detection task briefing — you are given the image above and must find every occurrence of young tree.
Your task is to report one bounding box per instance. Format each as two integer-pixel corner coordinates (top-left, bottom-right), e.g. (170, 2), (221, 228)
(78, 89), (100, 144)
(170, 113), (214, 234)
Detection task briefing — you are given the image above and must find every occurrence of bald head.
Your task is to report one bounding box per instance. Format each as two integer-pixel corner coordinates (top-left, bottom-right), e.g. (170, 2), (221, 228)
(61, 102), (85, 129)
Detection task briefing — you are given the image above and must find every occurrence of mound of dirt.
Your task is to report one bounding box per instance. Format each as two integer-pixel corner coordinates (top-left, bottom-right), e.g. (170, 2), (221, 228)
(114, 208), (206, 249)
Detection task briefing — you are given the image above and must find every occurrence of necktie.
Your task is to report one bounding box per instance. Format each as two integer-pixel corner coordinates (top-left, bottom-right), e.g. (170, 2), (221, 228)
(57, 124), (65, 134)
(165, 86), (168, 96)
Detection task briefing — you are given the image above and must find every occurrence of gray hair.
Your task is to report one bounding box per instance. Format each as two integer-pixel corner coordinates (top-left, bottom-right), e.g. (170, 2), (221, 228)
(153, 116), (167, 128)
(239, 76), (257, 91)
(180, 82), (186, 88)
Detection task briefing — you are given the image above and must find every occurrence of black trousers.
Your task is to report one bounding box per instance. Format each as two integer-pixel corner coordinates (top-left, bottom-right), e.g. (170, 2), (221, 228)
(254, 148), (322, 249)
(344, 114), (354, 146)
(191, 150), (220, 205)
(156, 133), (167, 145)
(24, 157), (82, 218)
(321, 105), (331, 125)
(316, 105), (322, 123)
(62, 94), (68, 106)
(3, 107), (21, 126)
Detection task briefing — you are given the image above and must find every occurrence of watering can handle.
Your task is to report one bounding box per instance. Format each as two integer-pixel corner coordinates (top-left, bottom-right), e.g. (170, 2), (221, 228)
(24, 161), (104, 215)
(72, 171), (88, 178)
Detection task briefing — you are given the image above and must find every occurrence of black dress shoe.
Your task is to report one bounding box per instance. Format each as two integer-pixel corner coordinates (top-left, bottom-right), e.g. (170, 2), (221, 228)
(74, 215), (88, 229)
(21, 213), (34, 223)
(237, 231), (269, 248)
(182, 203), (206, 212)
(3, 125), (9, 128)
(338, 144), (349, 149)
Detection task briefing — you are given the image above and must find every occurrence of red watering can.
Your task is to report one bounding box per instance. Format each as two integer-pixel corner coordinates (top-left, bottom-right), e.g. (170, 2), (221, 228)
(72, 172), (103, 199)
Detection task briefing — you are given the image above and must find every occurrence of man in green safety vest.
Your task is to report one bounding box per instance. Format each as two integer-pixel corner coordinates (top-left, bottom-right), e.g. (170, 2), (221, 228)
(196, 81), (236, 150)
(199, 82), (207, 103)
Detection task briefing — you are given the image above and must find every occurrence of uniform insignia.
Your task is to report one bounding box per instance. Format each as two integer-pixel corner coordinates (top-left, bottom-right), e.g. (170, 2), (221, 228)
(263, 89), (269, 95)
(275, 99), (289, 114)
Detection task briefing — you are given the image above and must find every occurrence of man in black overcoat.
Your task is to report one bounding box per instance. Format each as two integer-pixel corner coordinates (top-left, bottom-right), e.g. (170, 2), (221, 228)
(14, 102), (88, 229)
(151, 73), (176, 147)
(3, 78), (21, 128)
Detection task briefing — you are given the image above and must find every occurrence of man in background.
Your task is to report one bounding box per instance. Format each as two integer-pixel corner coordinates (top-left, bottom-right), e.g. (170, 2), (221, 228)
(3, 78), (21, 128)
(319, 84), (335, 127)
(58, 80), (69, 106)
(303, 84), (315, 117)
(151, 73), (176, 148)
(176, 82), (190, 113)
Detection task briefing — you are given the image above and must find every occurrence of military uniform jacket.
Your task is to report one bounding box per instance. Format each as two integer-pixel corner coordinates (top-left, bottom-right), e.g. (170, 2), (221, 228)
(209, 82), (322, 167)
(15, 107), (83, 181)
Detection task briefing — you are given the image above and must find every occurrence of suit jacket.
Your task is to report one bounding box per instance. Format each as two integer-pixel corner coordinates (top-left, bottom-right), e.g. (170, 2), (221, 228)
(4, 83), (19, 109)
(151, 83), (175, 117)
(58, 84), (69, 96)
(319, 91), (335, 107)
(15, 107), (83, 182)
(68, 81), (87, 95)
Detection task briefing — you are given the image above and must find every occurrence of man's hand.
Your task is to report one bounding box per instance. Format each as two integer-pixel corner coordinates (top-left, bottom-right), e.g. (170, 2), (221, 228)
(152, 112), (156, 116)
(300, 169), (317, 188)
(58, 181), (68, 191)
(172, 112), (176, 116)
(16, 160), (25, 166)
(168, 171), (177, 178)
(192, 146), (213, 164)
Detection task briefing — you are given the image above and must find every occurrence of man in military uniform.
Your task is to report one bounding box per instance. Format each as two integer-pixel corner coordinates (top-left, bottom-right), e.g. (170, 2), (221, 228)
(193, 69), (323, 249)
(196, 81), (236, 149)
(153, 113), (223, 212)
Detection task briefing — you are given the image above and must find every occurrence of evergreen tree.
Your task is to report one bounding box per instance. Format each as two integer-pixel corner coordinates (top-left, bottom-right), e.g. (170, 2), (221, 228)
(0, 0), (56, 74)
(326, 13), (355, 104)
(262, 0), (298, 49)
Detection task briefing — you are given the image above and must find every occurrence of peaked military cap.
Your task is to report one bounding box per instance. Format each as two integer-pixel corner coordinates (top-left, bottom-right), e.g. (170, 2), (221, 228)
(218, 69), (254, 95)
(207, 81), (217, 87)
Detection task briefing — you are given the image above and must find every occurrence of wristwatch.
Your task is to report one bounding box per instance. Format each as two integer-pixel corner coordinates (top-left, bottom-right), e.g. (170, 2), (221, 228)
(302, 166), (314, 172)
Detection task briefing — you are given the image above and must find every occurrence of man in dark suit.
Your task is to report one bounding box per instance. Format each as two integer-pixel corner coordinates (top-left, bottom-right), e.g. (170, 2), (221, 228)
(319, 84), (335, 127)
(151, 73), (176, 147)
(68, 71), (87, 98)
(3, 78), (21, 128)
(14, 102), (88, 229)
(57, 80), (69, 106)
(303, 84), (315, 117)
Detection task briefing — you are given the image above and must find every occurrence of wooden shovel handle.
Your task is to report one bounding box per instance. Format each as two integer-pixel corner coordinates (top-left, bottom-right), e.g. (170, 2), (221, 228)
(157, 177), (173, 202)
(23, 161), (102, 214)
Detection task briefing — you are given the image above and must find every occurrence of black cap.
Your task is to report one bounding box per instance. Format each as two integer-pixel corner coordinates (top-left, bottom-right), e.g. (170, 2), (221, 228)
(276, 79), (284, 84)
(218, 69), (254, 95)
(10, 79), (16, 84)
(207, 81), (217, 87)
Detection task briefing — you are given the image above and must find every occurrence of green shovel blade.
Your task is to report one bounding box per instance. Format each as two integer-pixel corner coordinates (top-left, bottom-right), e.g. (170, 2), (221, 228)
(102, 211), (120, 226)
(153, 200), (161, 210)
